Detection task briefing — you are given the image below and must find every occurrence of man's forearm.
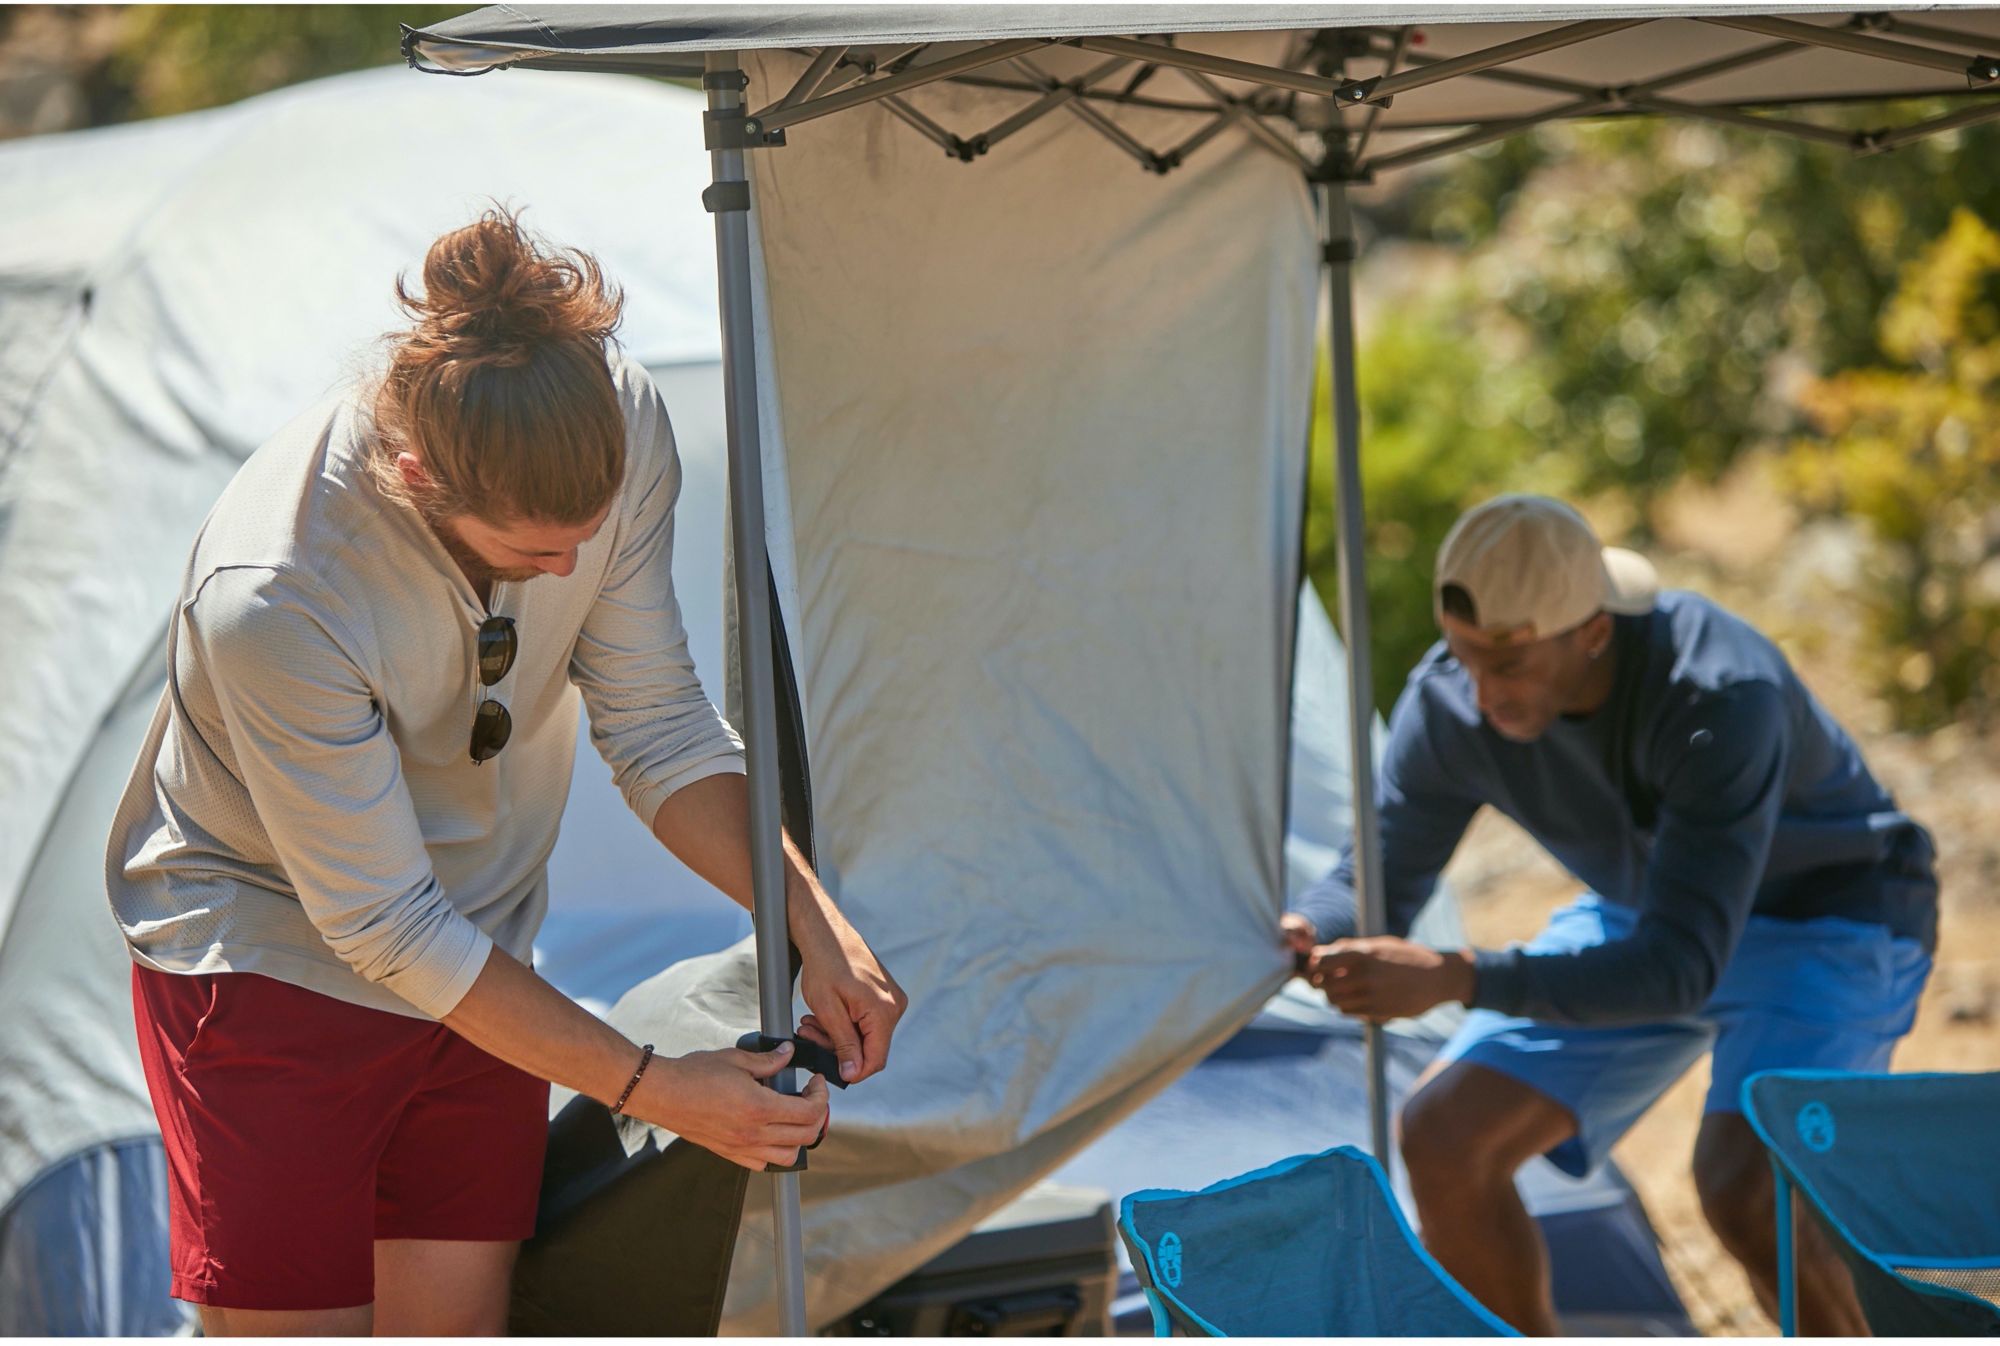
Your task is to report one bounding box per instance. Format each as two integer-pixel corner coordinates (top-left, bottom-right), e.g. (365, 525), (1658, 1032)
(442, 944), (648, 1105)
(649, 771), (841, 947)
(442, 943), (836, 1168)
(649, 770), (907, 1083)
(1467, 924), (1721, 1025)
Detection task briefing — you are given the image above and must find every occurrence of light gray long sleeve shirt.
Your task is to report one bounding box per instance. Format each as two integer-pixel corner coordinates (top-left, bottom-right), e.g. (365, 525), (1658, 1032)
(106, 353), (744, 1019)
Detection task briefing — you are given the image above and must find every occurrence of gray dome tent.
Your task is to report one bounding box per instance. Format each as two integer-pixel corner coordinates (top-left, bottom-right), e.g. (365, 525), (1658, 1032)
(400, 5), (2000, 1334)
(0, 64), (745, 1332)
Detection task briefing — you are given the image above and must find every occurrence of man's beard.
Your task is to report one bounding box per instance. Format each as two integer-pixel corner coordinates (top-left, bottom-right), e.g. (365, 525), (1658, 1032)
(423, 507), (540, 586)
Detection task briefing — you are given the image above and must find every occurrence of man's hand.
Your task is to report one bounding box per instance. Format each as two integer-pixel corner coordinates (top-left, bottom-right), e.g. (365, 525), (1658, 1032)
(1304, 936), (1476, 1023)
(441, 948), (829, 1172)
(1279, 913), (1318, 974)
(791, 898), (907, 1085)
(648, 774), (908, 1085)
(628, 1040), (831, 1172)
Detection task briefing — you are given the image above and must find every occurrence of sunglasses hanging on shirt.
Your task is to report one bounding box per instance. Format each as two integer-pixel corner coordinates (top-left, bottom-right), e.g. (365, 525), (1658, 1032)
(470, 615), (516, 763)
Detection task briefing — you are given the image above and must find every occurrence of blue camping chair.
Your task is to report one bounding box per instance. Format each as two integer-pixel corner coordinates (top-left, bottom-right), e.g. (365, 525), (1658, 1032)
(1743, 1069), (2000, 1336)
(1116, 1146), (1516, 1336)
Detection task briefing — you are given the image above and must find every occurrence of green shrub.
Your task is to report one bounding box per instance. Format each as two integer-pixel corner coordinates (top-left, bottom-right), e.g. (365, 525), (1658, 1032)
(1784, 208), (2000, 730)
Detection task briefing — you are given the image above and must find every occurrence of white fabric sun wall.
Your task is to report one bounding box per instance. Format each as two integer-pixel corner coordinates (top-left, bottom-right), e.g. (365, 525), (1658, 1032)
(603, 53), (1320, 1330)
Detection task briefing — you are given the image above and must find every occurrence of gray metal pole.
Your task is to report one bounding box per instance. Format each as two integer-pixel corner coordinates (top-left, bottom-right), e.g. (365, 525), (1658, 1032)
(704, 50), (809, 1337)
(1316, 177), (1392, 1168)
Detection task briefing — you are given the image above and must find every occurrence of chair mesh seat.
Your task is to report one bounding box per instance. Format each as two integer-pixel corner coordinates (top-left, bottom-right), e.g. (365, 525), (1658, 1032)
(1898, 1266), (2000, 1308)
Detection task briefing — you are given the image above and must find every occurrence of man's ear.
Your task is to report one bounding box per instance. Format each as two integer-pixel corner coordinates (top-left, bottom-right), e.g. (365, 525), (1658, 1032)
(1581, 611), (1615, 661)
(395, 451), (432, 494)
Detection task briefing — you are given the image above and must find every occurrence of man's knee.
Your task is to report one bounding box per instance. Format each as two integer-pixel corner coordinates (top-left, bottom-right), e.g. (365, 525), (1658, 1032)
(199, 1305), (373, 1337)
(372, 1239), (517, 1336)
(1400, 1082), (1489, 1183)
(1400, 1064), (1572, 1190)
(1694, 1116), (1776, 1253)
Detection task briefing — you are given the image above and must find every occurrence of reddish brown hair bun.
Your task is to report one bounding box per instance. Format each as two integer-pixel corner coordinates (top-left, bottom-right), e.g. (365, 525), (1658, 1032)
(372, 206), (627, 525)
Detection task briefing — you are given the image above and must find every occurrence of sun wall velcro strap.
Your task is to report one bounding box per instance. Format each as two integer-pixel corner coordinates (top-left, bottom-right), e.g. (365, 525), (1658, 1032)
(734, 1031), (841, 1173)
(736, 1031), (848, 1089)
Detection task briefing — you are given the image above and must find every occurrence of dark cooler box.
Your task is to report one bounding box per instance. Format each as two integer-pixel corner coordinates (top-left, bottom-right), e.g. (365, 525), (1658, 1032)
(830, 1183), (1115, 1336)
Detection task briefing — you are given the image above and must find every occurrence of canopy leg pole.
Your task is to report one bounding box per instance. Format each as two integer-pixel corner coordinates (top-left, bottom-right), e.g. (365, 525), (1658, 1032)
(705, 50), (809, 1338)
(1773, 1159), (1797, 1335)
(1316, 177), (1392, 1168)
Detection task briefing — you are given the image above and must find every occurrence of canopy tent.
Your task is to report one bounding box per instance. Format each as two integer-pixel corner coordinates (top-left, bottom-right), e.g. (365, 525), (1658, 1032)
(402, 3), (2000, 1333)
(0, 65), (753, 1332)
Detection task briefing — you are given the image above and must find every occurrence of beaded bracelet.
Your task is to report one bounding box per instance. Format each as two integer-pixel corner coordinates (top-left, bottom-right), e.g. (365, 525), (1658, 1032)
(610, 1043), (655, 1116)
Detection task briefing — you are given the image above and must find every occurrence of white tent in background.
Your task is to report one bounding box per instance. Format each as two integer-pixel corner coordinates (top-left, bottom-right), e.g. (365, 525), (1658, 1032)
(0, 61), (1396, 1333)
(0, 65), (748, 1331)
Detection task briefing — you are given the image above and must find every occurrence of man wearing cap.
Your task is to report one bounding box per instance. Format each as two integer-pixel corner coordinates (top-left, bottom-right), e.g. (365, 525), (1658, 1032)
(1283, 494), (1937, 1335)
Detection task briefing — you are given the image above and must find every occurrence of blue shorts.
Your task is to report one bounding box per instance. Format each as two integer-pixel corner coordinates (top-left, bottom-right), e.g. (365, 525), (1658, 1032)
(1433, 895), (1932, 1179)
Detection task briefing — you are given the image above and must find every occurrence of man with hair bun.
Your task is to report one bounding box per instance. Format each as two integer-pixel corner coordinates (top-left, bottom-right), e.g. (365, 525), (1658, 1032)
(1282, 494), (1937, 1335)
(106, 208), (906, 1336)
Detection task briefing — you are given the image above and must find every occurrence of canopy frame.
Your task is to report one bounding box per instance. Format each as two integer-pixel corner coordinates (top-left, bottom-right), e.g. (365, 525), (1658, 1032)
(621, 18), (2000, 186)
(407, 14), (2000, 184)
(703, 53), (811, 1335)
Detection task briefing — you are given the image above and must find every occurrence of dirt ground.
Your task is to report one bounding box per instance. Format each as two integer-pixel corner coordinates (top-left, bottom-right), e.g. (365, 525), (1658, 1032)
(1441, 467), (2000, 1336)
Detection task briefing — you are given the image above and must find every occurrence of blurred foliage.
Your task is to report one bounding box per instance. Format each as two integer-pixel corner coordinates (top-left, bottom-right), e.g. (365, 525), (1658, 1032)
(1410, 111), (2000, 508)
(1312, 106), (2000, 715)
(1304, 287), (1576, 710)
(106, 5), (466, 120)
(1782, 209), (2000, 731)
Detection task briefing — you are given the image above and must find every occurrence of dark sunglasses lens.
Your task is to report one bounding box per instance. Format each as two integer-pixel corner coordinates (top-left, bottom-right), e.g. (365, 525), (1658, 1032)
(470, 699), (513, 763)
(476, 617), (517, 687)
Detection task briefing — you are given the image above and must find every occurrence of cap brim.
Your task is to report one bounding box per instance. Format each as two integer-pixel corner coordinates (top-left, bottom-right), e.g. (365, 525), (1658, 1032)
(1602, 547), (1659, 615)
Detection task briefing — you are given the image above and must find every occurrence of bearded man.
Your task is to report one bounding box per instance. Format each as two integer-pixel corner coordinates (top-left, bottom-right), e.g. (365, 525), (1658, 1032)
(108, 209), (906, 1335)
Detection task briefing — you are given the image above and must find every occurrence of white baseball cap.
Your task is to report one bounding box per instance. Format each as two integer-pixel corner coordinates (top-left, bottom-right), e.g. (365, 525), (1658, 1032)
(1434, 494), (1657, 641)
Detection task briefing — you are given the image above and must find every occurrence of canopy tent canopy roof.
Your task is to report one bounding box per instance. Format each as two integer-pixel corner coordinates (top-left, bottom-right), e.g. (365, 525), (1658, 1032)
(404, 5), (2000, 177)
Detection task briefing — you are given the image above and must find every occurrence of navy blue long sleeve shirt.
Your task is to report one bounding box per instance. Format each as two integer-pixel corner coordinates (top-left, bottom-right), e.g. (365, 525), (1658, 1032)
(1290, 591), (1938, 1026)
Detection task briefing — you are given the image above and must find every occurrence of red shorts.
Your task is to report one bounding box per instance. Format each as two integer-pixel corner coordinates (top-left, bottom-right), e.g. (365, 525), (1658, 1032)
(131, 965), (549, 1310)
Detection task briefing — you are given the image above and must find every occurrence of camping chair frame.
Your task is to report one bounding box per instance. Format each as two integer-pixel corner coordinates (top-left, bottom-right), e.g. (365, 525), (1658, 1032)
(1745, 1068), (2000, 1337)
(1118, 1145), (1518, 1337)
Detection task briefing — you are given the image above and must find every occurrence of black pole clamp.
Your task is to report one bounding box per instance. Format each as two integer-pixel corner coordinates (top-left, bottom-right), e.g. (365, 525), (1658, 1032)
(736, 1031), (849, 1090)
(735, 1031), (845, 1174)
(705, 104), (787, 151)
(703, 181), (751, 214)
